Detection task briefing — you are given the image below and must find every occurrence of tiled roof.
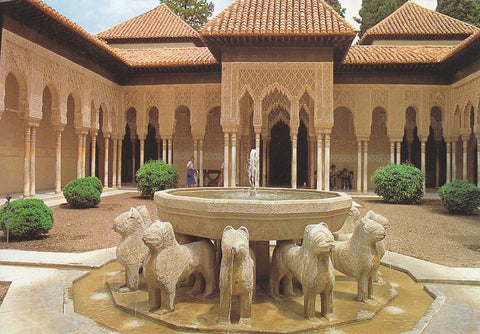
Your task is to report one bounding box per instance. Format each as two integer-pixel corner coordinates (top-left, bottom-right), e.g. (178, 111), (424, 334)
(360, 2), (480, 44)
(114, 47), (218, 67)
(343, 45), (453, 65)
(442, 31), (480, 61)
(96, 5), (199, 41)
(199, 0), (356, 37)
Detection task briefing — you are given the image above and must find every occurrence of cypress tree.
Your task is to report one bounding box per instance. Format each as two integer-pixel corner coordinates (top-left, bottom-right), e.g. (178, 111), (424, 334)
(325, 0), (346, 18)
(436, 0), (480, 27)
(160, 0), (214, 30)
(354, 0), (407, 38)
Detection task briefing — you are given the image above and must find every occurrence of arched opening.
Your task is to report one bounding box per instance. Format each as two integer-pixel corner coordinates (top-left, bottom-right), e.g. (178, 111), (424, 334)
(268, 103), (291, 187)
(368, 108), (390, 189)
(122, 108), (137, 183)
(297, 120), (308, 187)
(331, 107), (357, 190)
(61, 94), (77, 186)
(204, 107), (223, 185)
(173, 106), (193, 186)
(96, 107), (106, 183)
(36, 86), (56, 190)
(0, 73), (24, 194)
(401, 107), (421, 168)
(238, 92), (254, 186)
(468, 106), (477, 184)
(146, 107), (159, 162)
(426, 107), (446, 188)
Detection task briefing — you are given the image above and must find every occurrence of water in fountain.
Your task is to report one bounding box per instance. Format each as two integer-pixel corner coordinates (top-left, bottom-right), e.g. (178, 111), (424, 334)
(247, 148), (259, 196)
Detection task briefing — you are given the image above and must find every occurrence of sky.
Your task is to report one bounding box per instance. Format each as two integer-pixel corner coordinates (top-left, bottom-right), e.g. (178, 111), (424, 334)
(43, 0), (438, 34)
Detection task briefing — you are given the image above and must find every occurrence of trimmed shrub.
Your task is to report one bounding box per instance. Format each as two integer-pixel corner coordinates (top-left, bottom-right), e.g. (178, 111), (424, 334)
(63, 177), (102, 208)
(438, 180), (480, 215)
(371, 163), (424, 204)
(0, 198), (54, 240)
(136, 160), (179, 198)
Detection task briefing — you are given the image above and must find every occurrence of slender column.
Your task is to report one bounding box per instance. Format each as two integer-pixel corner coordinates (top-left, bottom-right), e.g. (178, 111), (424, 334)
(139, 137), (145, 168)
(167, 137), (173, 165)
(477, 138), (480, 187)
(255, 133), (261, 188)
(30, 126), (37, 197)
(224, 133), (230, 187)
(324, 133), (330, 191)
(193, 139), (199, 170)
(131, 137), (136, 180)
(390, 141), (395, 164)
(446, 141), (451, 183)
(112, 138), (117, 188)
(262, 138), (268, 187)
(162, 139), (167, 162)
(363, 141), (368, 193)
(421, 140), (426, 189)
(231, 133), (237, 187)
(316, 135), (323, 190)
(77, 133), (83, 179)
(462, 138), (468, 180)
(54, 129), (62, 194)
(117, 139), (122, 188)
(357, 141), (362, 193)
(23, 126), (31, 198)
(435, 141), (440, 188)
(396, 141), (401, 165)
(452, 140), (457, 181)
(291, 133), (298, 189)
(81, 133), (87, 178)
(104, 135), (110, 188)
(199, 140), (204, 187)
(90, 132), (97, 177)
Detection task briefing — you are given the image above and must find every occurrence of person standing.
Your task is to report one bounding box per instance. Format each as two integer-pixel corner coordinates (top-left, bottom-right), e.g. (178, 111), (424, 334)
(186, 156), (196, 187)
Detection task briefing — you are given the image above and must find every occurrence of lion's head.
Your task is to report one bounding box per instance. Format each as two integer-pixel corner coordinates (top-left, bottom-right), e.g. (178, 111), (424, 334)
(142, 221), (177, 250)
(113, 207), (145, 236)
(355, 217), (386, 243)
(303, 223), (335, 256)
(221, 226), (249, 259)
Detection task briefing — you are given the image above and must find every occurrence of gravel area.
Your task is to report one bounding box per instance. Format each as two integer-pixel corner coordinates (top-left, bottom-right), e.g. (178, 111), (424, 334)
(0, 192), (479, 268)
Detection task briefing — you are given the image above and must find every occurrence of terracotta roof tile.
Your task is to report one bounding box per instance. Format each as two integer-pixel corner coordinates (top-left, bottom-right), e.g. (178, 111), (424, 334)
(199, 0), (356, 37)
(360, 2), (480, 44)
(343, 45), (453, 65)
(96, 5), (199, 41)
(114, 47), (218, 67)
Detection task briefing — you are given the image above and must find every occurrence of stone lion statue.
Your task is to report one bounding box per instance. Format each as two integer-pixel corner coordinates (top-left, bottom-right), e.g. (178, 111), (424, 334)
(334, 205), (361, 241)
(142, 221), (217, 314)
(219, 226), (256, 326)
(113, 206), (152, 293)
(269, 223), (335, 320)
(332, 216), (386, 302)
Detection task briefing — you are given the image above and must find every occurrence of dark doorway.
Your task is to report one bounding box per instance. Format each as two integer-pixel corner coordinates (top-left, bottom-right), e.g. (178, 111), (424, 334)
(426, 127), (446, 188)
(145, 124), (158, 162)
(122, 125), (133, 183)
(297, 121), (308, 187)
(269, 121), (291, 186)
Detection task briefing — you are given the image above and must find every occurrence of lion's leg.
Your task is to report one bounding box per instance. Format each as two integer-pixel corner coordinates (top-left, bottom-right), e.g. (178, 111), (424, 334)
(367, 275), (374, 299)
(122, 264), (140, 292)
(188, 272), (204, 297)
(158, 285), (176, 314)
(320, 285), (334, 316)
(282, 273), (295, 297)
(200, 263), (217, 297)
(269, 268), (284, 300)
(357, 274), (368, 302)
(218, 286), (231, 325)
(238, 291), (253, 326)
(148, 286), (161, 311)
(303, 288), (316, 320)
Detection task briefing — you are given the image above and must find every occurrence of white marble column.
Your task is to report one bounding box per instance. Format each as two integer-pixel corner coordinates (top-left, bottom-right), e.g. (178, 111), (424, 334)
(291, 133), (297, 189)
(357, 141), (362, 193)
(316, 135), (323, 190)
(224, 133), (230, 187)
(462, 138), (468, 180)
(199, 139), (204, 187)
(54, 128), (62, 194)
(90, 132), (97, 177)
(363, 141), (368, 193)
(452, 140), (457, 181)
(112, 138), (117, 188)
(23, 126), (31, 198)
(30, 126), (37, 197)
(117, 139), (122, 188)
(167, 137), (173, 165)
(81, 133), (86, 178)
(255, 133), (261, 188)
(390, 141), (395, 164)
(446, 141), (451, 183)
(421, 140), (426, 189)
(324, 133), (331, 191)
(76, 133), (83, 179)
(162, 138), (167, 162)
(396, 141), (401, 165)
(139, 137), (145, 168)
(104, 135), (110, 188)
(231, 133), (237, 187)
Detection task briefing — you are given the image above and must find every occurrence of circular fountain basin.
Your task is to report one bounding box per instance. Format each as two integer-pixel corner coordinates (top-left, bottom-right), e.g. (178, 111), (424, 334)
(154, 187), (352, 241)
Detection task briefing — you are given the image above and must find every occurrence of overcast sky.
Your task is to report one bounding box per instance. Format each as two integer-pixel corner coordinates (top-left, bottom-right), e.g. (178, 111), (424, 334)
(43, 0), (438, 34)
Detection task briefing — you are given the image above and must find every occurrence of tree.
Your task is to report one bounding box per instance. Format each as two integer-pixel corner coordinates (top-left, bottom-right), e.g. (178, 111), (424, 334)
(436, 0), (480, 28)
(325, 0), (346, 18)
(160, 0), (214, 30)
(354, 0), (407, 38)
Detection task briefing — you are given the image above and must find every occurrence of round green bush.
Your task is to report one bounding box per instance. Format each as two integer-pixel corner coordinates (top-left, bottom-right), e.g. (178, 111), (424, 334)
(0, 198), (54, 240)
(371, 163), (424, 204)
(63, 177), (102, 208)
(136, 160), (179, 198)
(438, 180), (480, 215)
